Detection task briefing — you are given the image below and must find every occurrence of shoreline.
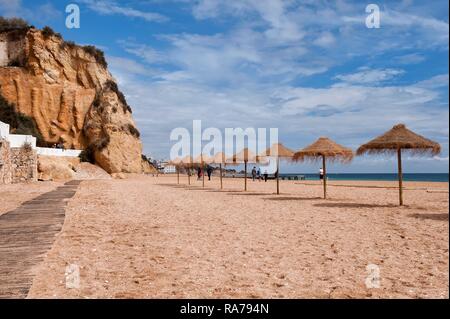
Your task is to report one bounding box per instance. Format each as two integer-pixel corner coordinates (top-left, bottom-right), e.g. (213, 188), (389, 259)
(157, 173), (450, 184)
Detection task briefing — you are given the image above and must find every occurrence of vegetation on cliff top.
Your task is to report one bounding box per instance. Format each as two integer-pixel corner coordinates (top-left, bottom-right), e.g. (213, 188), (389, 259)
(0, 90), (45, 145)
(1, 18), (107, 68)
(0, 17), (30, 32)
(41, 25), (108, 68)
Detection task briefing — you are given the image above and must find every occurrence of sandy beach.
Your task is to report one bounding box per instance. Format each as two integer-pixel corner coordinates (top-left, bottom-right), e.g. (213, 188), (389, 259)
(6, 175), (444, 299)
(0, 181), (63, 217)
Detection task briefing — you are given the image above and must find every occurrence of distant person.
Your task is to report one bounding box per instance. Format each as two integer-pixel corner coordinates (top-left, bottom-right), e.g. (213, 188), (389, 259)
(319, 167), (324, 183)
(207, 166), (213, 181)
(251, 166), (257, 181)
(257, 167), (261, 181)
(197, 167), (202, 180)
(263, 170), (268, 182)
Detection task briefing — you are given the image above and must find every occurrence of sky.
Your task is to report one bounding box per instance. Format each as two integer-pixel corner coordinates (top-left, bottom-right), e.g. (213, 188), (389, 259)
(1, 0), (449, 173)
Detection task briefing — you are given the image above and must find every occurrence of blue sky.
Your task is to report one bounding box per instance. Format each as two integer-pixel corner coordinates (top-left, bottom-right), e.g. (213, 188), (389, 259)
(1, 0), (449, 173)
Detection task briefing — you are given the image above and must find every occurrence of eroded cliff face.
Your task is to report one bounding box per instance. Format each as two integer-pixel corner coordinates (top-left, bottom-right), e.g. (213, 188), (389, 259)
(0, 27), (143, 173)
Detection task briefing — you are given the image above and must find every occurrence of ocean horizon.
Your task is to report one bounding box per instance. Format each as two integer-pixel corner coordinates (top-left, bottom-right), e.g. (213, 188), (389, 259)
(279, 173), (449, 182)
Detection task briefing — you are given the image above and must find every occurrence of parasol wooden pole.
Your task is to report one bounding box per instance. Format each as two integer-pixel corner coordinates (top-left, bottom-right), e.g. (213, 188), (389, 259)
(397, 148), (403, 206)
(202, 162), (205, 188)
(322, 155), (327, 199)
(244, 161), (247, 191)
(188, 166), (191, 185)
(276, 156), (280, 195)
(220, 163), (223, 190)
(177, 167), (179, 184)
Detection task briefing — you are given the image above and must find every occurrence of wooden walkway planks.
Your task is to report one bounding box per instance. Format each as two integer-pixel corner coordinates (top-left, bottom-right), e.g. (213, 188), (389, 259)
(0, 180), (81, 299)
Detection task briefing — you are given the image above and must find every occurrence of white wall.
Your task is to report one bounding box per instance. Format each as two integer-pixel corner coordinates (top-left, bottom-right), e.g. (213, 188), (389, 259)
(0, 121), (10, 139)
(36, 147), (82, 157)
(164, 165), (176, 174)
(8, 134), (37, 148)
(0, 121), (81, 158)
(1, 121), (37, 148)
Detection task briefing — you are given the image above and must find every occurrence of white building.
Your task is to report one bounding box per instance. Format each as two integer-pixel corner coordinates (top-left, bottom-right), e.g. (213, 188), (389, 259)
(0, 120), (82, 157)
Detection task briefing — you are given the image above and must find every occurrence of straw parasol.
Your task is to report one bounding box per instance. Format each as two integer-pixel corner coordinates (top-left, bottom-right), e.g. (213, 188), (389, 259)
(293, 137), (353, 199)
(169, 157), (183, 184)
(260, 143), (295, 195)
(357, 124), (441, 205)
(227, 148), (259, 191)
(181, 155), (194, 185)
(212, 152), (226, 189)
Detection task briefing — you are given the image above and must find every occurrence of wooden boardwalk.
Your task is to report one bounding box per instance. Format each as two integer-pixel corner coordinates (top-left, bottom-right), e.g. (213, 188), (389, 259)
(0, 180), (81, 298)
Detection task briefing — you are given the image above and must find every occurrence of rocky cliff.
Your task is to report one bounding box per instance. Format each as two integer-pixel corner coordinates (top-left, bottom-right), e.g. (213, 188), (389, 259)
(0, 23), (143, 173)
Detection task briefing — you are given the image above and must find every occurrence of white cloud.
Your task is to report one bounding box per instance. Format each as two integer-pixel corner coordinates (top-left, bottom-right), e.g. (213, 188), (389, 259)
(313, 32), (336, 48)
(0, 0), (61, 24)
(192, 0), (304, 43)
(0, 0), (21, 17)
(394, 53), (426, 65)
(78, 0), (168, 23)
(108, 56), (159, 77)
(117, 40), (166, 64)
(415, 74), (449, 89)
(335, 68), (405, 84)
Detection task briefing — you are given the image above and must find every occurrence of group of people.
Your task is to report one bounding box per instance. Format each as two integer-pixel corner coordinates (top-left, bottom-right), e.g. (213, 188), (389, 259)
(251, 166), (269, 182)
(196, 166), (214, 181)
(189, 165), (325, 182)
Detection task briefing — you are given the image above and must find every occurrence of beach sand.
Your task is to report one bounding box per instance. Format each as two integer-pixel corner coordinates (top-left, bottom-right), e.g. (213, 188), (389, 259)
(20, 175), (449, 298)
(0, 181), (63, 217)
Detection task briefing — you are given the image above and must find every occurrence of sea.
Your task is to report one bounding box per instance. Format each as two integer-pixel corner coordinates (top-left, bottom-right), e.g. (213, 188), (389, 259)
(279, 173), (449, 182)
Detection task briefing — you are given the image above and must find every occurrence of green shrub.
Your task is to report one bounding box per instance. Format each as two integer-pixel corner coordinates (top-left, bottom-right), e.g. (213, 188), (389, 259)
(0, 17), (30, 32)
(127, 124), (140, 138)
(79, 146), (95, 164)
(0, 90), (45, 145)
(82, 45), (107, 68)
(103, 80), (132, 113)
(60, 40), (76, 50)
(41, 26), (62, 39)
(20, 142), (33, 153)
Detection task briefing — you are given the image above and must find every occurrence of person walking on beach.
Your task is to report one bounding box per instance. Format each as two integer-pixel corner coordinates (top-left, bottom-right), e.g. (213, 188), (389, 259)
(197, 167), (202, 180)
(263, 170), (268, 182)
(319, 167), (324, 183)
(257, 167), (261, 181)
(207, 166), (213, 181)
(251, 166), (257, 181)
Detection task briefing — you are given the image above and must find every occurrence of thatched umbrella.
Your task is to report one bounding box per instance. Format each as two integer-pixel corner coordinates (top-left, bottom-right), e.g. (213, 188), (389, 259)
(260, 143), (295, 195)
(181, 155), (194, 185)
(227, 148), (258, 191)
(169, 157), (183, 184)
(293, 137), (353, 199)
(212, 152), (226, 189)
(357, 124), (441, 205)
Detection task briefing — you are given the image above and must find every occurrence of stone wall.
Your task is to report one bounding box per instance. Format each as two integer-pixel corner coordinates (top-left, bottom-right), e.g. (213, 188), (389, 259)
(10, 147), (37, 183)
(0, 138), (12, 184)
(0, 139), (37, 184)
